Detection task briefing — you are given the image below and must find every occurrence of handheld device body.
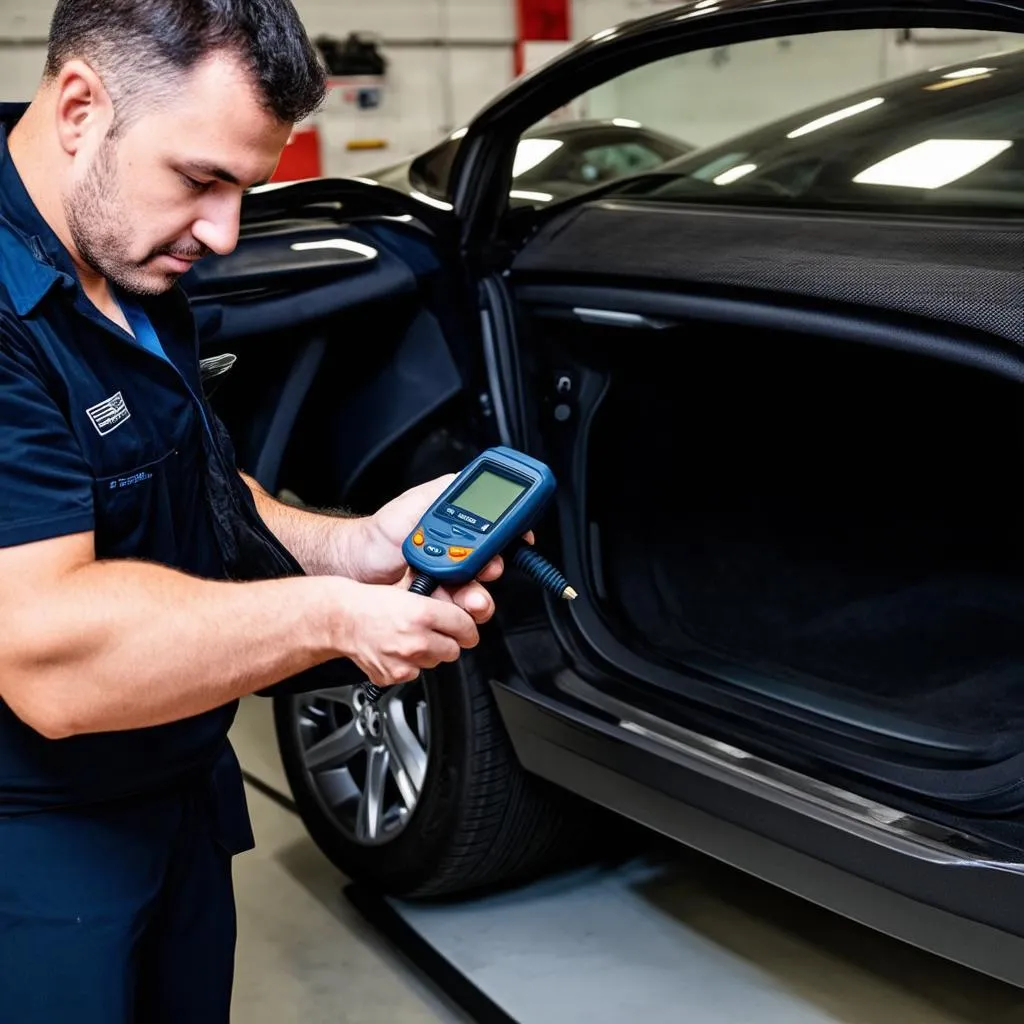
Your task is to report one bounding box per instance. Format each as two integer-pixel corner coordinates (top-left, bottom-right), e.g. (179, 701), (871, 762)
(402, 446), (557, 586)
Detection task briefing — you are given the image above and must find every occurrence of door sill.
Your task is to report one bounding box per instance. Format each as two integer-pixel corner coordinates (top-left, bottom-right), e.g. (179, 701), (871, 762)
(553, 669), (1022, 866)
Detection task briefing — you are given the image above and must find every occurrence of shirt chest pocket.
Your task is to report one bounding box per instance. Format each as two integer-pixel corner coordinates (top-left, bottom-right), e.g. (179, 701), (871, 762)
(93, 447), (182, 560)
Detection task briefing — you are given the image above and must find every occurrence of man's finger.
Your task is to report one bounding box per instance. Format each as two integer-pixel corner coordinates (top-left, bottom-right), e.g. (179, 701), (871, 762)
(476, 555), (503, 583)
(448, 581), (495, 625)
(429, 597), (482, 646)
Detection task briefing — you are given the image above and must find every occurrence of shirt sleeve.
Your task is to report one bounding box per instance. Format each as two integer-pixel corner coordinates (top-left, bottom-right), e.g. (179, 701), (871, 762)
(0, 329), (95, 549)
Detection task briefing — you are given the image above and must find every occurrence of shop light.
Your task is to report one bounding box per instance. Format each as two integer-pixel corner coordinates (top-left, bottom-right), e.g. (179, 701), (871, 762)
(513, 138), (564, 177)
(291, 239), (379, 258)
(713, 163), (758, 185)
(510, 189), (554, 202)
(787, 97), (885, 138)
(942, 66), (995, 79)
(410, 189), (455, 210)
(853, 138), (1012, 189)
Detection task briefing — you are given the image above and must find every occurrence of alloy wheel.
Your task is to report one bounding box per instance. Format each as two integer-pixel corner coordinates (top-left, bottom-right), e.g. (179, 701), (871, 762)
(292, 680), (430, 846)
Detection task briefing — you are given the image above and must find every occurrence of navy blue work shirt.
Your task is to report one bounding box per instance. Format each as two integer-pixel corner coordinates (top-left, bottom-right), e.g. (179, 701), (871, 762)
(0, 103), (324, 840)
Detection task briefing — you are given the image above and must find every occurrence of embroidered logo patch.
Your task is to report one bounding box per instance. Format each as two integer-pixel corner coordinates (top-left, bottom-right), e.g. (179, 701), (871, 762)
(108, 471), (154, 491)
(86, 392), (131, 437)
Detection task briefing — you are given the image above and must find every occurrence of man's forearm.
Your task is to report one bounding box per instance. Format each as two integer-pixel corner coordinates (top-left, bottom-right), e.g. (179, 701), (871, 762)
(3, 559), (345, 739)
(243, 473), (365, 577)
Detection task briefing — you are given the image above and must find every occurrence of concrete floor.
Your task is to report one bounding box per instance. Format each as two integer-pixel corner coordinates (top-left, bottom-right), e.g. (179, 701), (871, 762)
(229, 698), (469, 1024)
(228, 697), (1024, 1024)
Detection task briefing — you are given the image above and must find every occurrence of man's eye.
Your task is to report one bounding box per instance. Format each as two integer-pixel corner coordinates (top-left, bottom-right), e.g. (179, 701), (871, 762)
(179, 174), (209, 192)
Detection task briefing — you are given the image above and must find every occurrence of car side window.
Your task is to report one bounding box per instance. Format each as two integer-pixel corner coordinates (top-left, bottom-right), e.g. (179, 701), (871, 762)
(571, 142), (668, 185)
(510, 27), (1024, 214)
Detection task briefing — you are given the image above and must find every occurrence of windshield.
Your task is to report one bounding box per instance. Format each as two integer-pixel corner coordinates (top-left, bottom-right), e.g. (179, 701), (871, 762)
(603, 50), (1024, 216)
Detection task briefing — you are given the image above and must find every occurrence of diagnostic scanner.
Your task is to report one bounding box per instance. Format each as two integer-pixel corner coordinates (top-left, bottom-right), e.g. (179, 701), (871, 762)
(403, 446), (557, 587)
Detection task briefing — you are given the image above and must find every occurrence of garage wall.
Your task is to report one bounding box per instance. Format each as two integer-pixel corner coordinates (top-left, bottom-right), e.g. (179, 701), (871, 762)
(0, 0), (518, 177)
(296, 0), (517, 176)
(2, 2), (1022, 177)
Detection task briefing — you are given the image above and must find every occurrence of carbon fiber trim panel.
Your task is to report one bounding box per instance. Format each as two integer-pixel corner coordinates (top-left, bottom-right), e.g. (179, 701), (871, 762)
(512, 202), (1024, 344)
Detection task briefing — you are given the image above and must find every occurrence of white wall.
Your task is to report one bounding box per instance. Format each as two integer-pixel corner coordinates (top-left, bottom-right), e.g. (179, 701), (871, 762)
(0, 0), (518, 177)
(295, 0), (517, 176)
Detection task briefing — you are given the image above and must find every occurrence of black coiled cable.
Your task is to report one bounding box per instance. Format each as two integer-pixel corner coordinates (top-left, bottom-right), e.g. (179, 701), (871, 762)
(511, 544), (572, 597)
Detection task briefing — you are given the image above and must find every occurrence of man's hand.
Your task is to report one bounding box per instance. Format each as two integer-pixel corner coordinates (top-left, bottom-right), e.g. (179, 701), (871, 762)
(330, 576), (480, 687)
(244, 472), (533, 628)
(354, 475), (533, 625)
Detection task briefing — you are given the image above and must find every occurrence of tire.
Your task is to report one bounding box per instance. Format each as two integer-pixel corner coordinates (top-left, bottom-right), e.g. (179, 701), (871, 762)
(274, 645), (593, 899)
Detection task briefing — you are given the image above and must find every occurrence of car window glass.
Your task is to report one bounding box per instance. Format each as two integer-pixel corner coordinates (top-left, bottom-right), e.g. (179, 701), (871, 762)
(570, 142), (668, 185)
(510, 27), (1024, 213)
(409, 137), (462, 198)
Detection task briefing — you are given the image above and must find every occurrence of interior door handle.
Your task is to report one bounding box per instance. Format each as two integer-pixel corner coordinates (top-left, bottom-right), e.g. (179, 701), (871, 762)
(572, 307), (670, 329)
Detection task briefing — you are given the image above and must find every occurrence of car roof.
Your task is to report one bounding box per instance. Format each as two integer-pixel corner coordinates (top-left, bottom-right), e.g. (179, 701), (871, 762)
(524, 119), (662, 138)
(655, 46), (1024, 175)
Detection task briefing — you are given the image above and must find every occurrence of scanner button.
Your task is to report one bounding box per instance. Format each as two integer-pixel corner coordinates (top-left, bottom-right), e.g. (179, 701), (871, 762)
(412, 530), (425, 547)
(451, 525), (474, 539)
(448, 546), (473, 561)
(426, 527), (452, 541)
(423, 544), (446, 557)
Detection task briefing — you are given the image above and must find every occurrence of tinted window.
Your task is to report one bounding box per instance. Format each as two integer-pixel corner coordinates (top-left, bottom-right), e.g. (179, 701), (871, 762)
(411, 127), (688, 203)
(510, 28), (1024, 213)
(608, 51), (1024, 215)
(565, 142), (670, 186)
(409, 137), (461, 197)
(516, 135), (679, 188)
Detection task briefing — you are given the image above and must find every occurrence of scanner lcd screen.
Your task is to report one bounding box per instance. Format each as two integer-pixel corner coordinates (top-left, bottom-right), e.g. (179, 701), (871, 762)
(453, 471), (526, 523)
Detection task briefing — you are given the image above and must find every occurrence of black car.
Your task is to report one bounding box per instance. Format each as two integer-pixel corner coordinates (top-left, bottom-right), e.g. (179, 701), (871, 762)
(186, 0), (1024, 988)
(366, 118), (694, 207)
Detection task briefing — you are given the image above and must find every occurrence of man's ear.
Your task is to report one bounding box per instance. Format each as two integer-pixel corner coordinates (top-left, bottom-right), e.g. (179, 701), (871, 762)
(53, 59), (114, 158)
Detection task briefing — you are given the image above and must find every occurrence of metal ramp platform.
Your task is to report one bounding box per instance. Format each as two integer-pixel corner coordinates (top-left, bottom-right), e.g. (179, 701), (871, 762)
(346, 844), (1024, 1024)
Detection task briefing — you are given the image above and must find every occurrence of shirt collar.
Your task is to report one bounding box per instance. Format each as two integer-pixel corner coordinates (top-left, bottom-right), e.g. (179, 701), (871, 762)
(0, 103), (78, 318)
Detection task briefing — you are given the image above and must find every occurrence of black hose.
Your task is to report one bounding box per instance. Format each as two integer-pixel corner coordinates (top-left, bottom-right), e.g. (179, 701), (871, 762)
(511, 544), (573, 599)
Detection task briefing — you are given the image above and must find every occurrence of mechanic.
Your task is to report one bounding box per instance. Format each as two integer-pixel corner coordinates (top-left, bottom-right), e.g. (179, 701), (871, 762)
(0, 3), (510, 1022)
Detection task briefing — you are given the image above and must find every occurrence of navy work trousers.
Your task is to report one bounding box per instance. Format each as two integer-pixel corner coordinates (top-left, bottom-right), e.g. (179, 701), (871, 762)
(0, 784), (239, 1023)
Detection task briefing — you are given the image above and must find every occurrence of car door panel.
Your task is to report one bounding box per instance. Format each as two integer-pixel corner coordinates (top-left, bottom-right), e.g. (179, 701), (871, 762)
(512, 200), (1024, 346)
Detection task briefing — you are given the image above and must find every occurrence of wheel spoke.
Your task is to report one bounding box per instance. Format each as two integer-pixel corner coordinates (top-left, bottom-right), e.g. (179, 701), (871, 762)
(356, 747), (389, 842)
(303, 721), (361, 772)
(383, 699), (428, 809)
(416, 701), (430, 748)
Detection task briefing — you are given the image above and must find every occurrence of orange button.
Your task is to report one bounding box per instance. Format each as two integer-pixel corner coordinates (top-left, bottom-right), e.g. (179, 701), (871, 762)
(413, 530), (425, 546)
(448, 546), (473, 561)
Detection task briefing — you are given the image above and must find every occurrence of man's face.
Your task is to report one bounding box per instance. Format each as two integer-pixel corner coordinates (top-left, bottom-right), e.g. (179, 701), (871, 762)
(64, 55), (292, 296)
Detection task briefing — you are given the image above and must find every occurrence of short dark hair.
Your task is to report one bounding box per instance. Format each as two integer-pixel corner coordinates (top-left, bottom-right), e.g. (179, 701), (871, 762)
(45, 0), (327, 127)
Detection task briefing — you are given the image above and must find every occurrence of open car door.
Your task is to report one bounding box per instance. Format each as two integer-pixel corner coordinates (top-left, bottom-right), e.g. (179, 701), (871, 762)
(183, 177), (479, 511)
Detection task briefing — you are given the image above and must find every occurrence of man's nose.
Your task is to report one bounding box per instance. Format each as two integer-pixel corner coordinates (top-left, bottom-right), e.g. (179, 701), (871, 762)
(192, 197), (242, 257)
